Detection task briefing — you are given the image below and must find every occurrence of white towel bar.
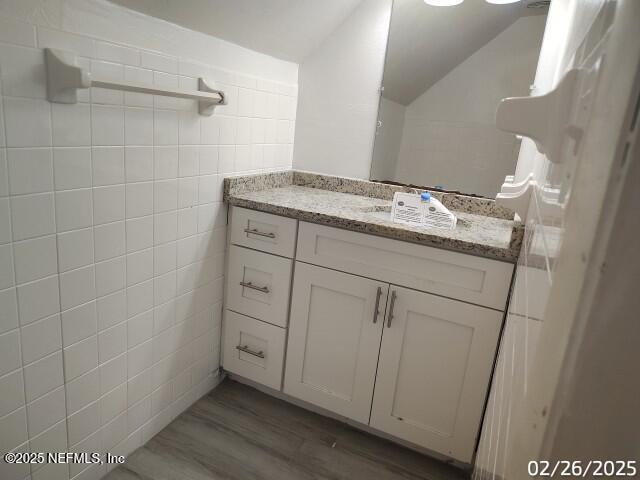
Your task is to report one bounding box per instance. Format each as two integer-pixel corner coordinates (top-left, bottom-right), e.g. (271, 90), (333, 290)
(45, 48), (225, 116)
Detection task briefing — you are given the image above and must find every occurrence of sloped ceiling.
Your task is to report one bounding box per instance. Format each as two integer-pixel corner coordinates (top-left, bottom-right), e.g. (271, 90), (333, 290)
(383, 0), (546, 105)
(110, 0), (364, 63)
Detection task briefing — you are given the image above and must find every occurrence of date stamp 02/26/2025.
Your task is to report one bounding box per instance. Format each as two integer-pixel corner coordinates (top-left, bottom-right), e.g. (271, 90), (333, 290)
(527, 460), (638, 477)
(3, 451), (125, 468)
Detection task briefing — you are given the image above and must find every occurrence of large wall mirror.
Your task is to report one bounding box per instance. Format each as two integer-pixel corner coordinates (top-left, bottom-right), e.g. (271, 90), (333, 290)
(370, 0), (549, 198)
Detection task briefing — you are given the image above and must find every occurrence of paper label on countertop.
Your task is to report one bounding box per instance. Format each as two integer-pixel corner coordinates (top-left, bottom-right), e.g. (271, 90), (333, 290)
(390, 192), (424, 226)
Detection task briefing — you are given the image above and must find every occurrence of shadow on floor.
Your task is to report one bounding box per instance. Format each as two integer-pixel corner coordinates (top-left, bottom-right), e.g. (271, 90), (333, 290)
(105, 378), (470, 480)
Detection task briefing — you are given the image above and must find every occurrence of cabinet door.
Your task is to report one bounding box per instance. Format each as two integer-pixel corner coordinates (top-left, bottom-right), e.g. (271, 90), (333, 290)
(370, 286), (502, 463)
(284, 262), (388, 423)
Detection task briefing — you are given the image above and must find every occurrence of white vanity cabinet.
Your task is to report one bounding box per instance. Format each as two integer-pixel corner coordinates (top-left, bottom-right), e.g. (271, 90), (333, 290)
(370, 286), (503, 462)
(223, 207), (513, 464)
(283, 263), (388, 424)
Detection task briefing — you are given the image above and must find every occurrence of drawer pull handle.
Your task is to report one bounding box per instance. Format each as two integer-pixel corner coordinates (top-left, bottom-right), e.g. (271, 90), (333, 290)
(239, 281), (270, 294)
(236, 345), (265, 359)
(244, 228), (276, 239)
(387, 290), (397, 328)
(373, 286), (382, 324)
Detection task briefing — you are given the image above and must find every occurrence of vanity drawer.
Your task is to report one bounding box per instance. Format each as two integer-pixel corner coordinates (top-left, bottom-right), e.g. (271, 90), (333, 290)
(297, 222), (513, 310)
(226, 245), (293, 327)
(230, 206), (297, 258)
(223, 310), (286, 390)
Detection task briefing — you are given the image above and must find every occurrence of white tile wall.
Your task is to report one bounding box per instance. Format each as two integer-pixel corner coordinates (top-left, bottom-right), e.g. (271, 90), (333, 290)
(0, 1), (297, 478)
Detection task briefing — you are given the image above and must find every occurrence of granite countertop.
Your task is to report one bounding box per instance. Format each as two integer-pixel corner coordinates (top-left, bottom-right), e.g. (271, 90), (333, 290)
(224, 172), (523, 262)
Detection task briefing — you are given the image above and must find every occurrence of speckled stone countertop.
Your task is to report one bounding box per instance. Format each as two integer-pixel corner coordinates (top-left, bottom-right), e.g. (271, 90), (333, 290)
(224, 171), (523, 262)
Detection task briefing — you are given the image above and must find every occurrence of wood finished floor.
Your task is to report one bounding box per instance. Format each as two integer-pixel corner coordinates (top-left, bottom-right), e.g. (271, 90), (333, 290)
(105, 379), (470, 480)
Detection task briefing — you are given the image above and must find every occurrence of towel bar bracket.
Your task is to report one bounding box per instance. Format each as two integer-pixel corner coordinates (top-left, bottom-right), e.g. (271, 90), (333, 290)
(45, 48), (226, 116)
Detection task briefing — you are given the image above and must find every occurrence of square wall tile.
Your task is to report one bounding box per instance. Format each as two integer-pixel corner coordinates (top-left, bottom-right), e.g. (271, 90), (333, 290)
(29, 419), (67, 463)
(0, 406), (27, 453)
(17, 275), (60, 326)
(98, 322), (126, 364)
(10, 192), (55, 241)
(100, 353), (126, 395)
(154, 110), (178, 145)
(59, 265), (96, 311)
(101, 383), (126, 425)
(0, 243), (14, 290)
(127, 371), (151, 406)
(141, 52), (177, 73)
(67, 400), (100, 446)
(61, 301), (97, 348)
(23, 350), (64, 402)
(3, 97), (51, 147)
(13, 235), (58, 284)
(92, 147), (125, 186)
(0, 329), (21, 377)
(20, 313), (61, 364)
(55, 188), (93, 232)
(179, 146), (200, 177)
(96, 290), (126, 332)
(124, 107), (153, 145)
(154, 211), (177, 245)
(93, 185), (125, 225)
(0, 199), (11, 244)
(53, 147), (92, 190)
(0, 17), (35, 47)
(126, 280), (153, 318)
(154, 146), (178, 180)
(126, 249), (153, 286)
(199, 146), (218, 175)
(125, 182), (153, 218)
(127, 309), (153, 347)
(52, 103), (91, 146)
(65, 368), (100, 415)
(178, 178), (198, 209)
(63, 335), (98, 381)
(95, 256), (126, 297)
(26, 385), (66, 437)
(0, 150), (7, 196)
(94, 221), (125, 262)
(127, 340), (152, 378)
(57, 228), (94, 272)
(0, 44), (46, 98)
(7, 148), (53, 195)
(153, 179), (177, 213)
(91, 105), (124, 145)
(126, 216), (153, 253)
(0, 288), (19, 334)
(125, 146), (153, 182)
(0, 369), (26, 421)
(95, 41), (140, 66)
(178, 110), (200, 145)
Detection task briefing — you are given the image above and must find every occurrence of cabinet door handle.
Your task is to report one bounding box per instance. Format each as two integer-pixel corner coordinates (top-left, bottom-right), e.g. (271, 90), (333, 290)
(373, 286), (382, 324)
(239, 281), (270, 294)
(236, 345), (265, 359)
(244, 228), (276, 239)
(387, 290), (397, 328)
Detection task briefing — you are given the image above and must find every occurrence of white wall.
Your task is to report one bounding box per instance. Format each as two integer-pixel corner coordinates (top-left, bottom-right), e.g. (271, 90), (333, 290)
(370, 97), (405, 181)
(392, 15), (546, 197)
(0, 1), (297, 479)
(292, 0), (392, 179)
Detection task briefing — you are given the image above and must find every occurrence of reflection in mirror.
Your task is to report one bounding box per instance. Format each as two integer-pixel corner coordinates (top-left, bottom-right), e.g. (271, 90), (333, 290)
(370, 0), (549, 198)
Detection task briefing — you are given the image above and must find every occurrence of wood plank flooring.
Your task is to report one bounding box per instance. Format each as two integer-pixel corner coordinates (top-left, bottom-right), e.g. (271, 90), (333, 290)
(105, 379), (470, 480)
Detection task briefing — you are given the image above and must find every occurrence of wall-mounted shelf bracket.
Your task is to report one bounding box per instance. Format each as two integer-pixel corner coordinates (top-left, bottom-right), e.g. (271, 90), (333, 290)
(495, 68), (585, 164)
(45, 48), (226, 115)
